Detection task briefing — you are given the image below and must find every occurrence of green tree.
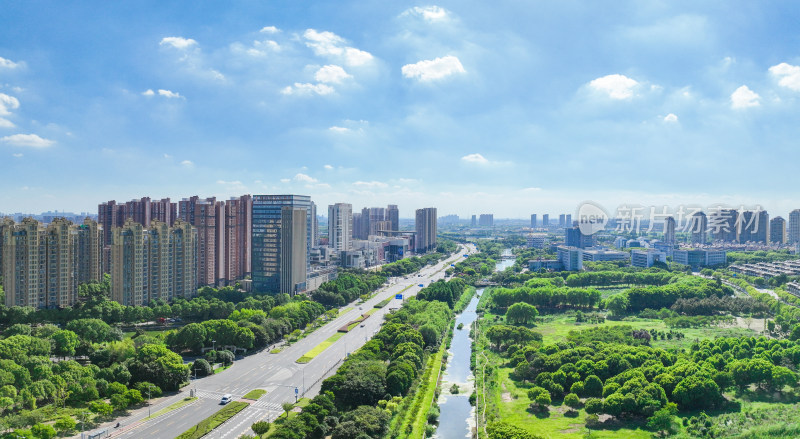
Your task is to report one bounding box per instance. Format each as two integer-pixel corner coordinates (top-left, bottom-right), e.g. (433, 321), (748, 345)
(506, 302), (539, 325)
(53, 416), (76, 435)
(30, 423), (56, 439)
(564, 393), (581, 411)
(89, 401), (114, 417)
(282, 402), (294, 418)
(52, 330), (80, 358)
(252, 421), (271, 435)
(647, 402), (678, 436)
(606, 294), (629, 317)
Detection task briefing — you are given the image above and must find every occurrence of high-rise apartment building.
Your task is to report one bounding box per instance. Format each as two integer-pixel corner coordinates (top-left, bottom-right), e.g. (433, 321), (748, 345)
(179, 196), (222, 286)
(689, 212), (708, 244)
(738, 210), (769, 243)
(310, 202), (319, 247)
(222, 195), (252, 283)
(387, 205), (399, 232)
(565, 225), (594, 249)
(178, 195), (252, 286)
(470, 215), (477, 227)
(2, 217), (103, 308)
(789, 209), (800, 244)
(558, 214), (566, 227)
(352, 212), (367, 240)
(566, 214), (572, 227)
(252, 195), (312, 294)
(415, 207), (437, 253)
(709, 208), (739, 242)
(770, 217), (786, 244)
(478, 214), (494, 227)
(664, 216), (676, 245)
(328, 203), (353, 252)
(530, 214), (537, 228)
(280, 207), (308, 295)
(110, 219), (197, 306)
(542, 214), (549, 227)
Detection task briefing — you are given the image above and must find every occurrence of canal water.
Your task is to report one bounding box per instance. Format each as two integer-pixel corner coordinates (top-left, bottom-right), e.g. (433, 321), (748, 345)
(433, 250), (513, 438)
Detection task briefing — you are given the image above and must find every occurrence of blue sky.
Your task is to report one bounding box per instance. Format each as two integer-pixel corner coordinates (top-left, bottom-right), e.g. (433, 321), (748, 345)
(2, 1), (800, 218)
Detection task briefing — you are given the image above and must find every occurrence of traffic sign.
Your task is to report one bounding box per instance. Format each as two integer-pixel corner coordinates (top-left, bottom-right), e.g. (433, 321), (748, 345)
(395, 294), (403, 300)
(294, 387), (299, 394)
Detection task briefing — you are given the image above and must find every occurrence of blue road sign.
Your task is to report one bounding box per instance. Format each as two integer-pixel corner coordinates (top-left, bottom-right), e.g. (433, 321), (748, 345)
(395, 294), (403, 300)
(295, 387), (299, 394)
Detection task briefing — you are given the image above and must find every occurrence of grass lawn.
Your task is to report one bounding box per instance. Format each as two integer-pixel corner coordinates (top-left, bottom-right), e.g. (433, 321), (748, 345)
(339, 306), (354, 316)
(175, 401), (249, 439)
(296, 333), (344, 363)
(143, 397), (197, 420)
(363, 308), (377, 317)
(534, 312), (761, 348)
(477, 307), (768, 439)
(346, 321), (361, 331)
(243, 389), (267, 400)
(213, 364), (232, 374)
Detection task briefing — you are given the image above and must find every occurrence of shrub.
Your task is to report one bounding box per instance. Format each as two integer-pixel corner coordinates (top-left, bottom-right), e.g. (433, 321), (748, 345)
(251, 421), (270, 435)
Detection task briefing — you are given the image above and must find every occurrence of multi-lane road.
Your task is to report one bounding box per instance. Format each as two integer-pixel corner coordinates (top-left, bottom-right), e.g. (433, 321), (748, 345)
(85, 244), (473, 439)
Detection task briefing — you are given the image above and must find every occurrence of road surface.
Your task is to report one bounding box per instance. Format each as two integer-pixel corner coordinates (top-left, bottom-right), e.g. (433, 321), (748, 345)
(81, 244), (474, 439)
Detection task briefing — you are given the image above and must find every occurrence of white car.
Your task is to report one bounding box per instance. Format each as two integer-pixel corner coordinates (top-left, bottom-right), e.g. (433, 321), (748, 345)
(220, 394), (232, 405)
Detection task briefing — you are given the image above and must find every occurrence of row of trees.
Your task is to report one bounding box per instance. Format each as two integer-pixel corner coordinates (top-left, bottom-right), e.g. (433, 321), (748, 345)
(311, 271), (387, 308)
(564, 270), (677, 288)
(604, 277), (733, 316)
(492, 285), (602, 310)
(266, 280), (466, 438)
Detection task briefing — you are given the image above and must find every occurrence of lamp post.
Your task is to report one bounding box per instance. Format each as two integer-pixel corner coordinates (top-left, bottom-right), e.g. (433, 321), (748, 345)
(212, 339), (216, 351)
(147, 385), (154, 418)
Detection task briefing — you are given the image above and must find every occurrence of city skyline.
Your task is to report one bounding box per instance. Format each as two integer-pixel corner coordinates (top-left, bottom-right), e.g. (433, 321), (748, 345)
(2, 2), (800, 216)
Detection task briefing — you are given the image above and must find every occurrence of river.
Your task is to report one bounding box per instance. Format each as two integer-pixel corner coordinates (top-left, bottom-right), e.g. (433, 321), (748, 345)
(433, 249), (513, 438)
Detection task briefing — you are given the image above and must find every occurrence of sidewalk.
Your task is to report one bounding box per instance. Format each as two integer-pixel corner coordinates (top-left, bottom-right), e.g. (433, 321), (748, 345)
(70, 390), (194, 439)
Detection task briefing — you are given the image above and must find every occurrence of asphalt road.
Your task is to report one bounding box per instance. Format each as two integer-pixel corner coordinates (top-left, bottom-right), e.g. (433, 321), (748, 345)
(87, 244), (474, 439)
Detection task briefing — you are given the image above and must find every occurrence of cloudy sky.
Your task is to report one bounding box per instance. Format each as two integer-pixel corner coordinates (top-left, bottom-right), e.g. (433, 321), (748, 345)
(2, 1), (800, 218)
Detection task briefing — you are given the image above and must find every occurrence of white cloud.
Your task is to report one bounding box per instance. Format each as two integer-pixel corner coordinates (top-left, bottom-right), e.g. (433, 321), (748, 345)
(329, 126), (349, 133)
(163, 153), (172, 159)
(0, 56), (19, 69)
(0, 134), (54, 148)
(0, 93), (20, 116)
(12, 153), (23, 158)
(588, 74), (640, 100)
(663, 113), (679, 123)
(142, 89), (155, 96)
(260, 26), (280, 34)
(281, 83), (335, 96)
(324, 164), (334, 170)
(0, 118), (14, 128)
(403, 6), (449, 21)
(180, 160), (194, 167)
(769, 63), (800, 91)
(353, 181), (388, 188)
(246, 39), (281, 56)
(461, 153), (489, 164)
(293, 173), (318, 183)
(522, 187), (542, 192)
(303, 29), (373, 66)
(730, 85), (760, 109)
(402, 56), (465, 81)
(280, 178), (291, 183)
(160, 37), (197, 50)
(158, 89), (183, 99)
(315, 65), (352, 84)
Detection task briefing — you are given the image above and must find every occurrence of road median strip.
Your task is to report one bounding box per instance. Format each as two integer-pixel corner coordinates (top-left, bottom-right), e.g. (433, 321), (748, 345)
(296, 333), (344, 363)
(142, 396), (197, 421)
(175, 400), (249, 439)
(242, 389), (267, 400)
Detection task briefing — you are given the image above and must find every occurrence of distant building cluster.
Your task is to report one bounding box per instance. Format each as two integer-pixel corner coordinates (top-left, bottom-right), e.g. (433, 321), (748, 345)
(728, 259), (800, 279)
(3, 194), (439, 309)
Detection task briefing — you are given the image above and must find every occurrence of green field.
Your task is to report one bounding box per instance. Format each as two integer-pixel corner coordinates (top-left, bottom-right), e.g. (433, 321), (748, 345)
(296, 333), (344, 363)
(536, 313), (760, 348)
(477, 308), (767, 438)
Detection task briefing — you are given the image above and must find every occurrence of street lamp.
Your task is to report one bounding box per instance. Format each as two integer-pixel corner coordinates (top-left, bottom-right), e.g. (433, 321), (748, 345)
(146, 384), (155, 418)
(212, 339), (216, 351)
